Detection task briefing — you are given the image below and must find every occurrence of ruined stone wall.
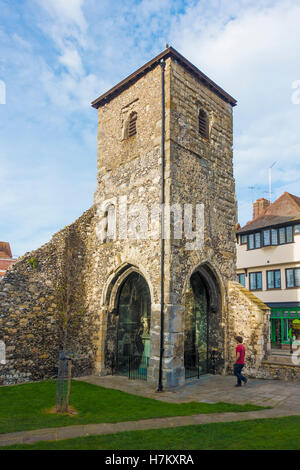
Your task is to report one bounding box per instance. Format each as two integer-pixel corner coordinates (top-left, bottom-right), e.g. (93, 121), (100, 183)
(163, 59), (237, 384)
(257, 362), (300, 381)
(227, 281), (271, 375)
(228, 284), (300, 381)
(0, 207), (98, 384)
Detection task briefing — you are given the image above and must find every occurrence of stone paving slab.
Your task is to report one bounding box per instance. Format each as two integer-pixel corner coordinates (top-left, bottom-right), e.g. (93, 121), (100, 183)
(75, 374), (300, 412)
(1, 408), (300, 447)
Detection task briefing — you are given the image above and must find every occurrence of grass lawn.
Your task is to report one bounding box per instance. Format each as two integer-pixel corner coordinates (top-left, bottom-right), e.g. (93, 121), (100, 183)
(2, 416), (300, 450)
(0, 379), (267, 434)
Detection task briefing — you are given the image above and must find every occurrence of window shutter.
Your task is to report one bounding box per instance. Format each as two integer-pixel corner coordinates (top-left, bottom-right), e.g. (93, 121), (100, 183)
(198, 109), (209, 139)
(128, 112), (137, 137)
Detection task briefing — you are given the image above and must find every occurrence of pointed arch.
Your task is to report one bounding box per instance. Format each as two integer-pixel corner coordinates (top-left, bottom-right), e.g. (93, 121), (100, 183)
(184, 262), (224, 378)
(101, 263), (152, 377)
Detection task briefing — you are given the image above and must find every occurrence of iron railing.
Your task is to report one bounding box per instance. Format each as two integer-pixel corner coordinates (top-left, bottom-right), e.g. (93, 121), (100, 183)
(111, 355), (149, 381)
(185, 352), (201, 380)
(185, 350), (222, 379)
(128, 355), (149, 381)
(209, 350), (222, 375)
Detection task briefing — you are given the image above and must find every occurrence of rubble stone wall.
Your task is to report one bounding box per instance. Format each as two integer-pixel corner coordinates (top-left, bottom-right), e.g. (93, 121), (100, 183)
(227, 281), (271, 375)
(0, 207), (97, 384)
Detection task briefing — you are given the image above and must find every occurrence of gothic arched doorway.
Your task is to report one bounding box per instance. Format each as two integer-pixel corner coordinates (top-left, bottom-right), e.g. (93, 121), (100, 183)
(116, 272), (151, 378)
(184, 266), (222, 379)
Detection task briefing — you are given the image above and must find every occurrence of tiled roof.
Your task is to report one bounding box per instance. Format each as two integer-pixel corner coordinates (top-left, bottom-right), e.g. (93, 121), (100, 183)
(91, 47), (237, 109)
(0, 242), (12, 258)
(0, 259), (14, 270)
(238, 192), (300, 233)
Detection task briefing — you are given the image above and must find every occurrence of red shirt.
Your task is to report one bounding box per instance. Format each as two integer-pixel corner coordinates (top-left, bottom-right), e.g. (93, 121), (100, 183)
(236, 344), (245, 364)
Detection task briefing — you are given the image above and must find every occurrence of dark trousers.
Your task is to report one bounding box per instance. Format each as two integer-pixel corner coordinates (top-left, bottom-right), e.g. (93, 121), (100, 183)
(234, 363), (247, 385)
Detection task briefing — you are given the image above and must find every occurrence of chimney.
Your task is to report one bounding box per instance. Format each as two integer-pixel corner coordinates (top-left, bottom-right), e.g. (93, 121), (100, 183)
(253, 198), (270, 220)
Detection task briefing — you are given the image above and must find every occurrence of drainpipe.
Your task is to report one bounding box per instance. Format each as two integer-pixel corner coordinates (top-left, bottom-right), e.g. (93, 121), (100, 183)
(157, 58), (165, 392)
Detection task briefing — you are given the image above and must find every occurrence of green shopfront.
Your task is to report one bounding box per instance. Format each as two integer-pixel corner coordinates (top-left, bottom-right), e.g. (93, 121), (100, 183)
(270, 307), (300, 349)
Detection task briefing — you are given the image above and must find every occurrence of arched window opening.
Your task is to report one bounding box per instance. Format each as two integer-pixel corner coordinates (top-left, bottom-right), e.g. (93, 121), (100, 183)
(128, 111), (137, 137)
(106, 204), (116, 240)
(198, 109), (209, 140)
(102, 204), (116, 243)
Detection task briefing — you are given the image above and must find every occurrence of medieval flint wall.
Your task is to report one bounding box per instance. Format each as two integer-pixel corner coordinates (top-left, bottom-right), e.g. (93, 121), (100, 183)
(0, 207), (97, 384)
(227, 281), (271, 375)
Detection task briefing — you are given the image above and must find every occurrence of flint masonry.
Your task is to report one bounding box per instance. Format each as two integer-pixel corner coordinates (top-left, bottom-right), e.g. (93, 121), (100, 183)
(0, 48), (271, 387)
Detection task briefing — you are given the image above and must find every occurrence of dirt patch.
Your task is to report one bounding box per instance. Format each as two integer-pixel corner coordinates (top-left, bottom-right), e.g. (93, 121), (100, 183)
(44, 405), (79, 416)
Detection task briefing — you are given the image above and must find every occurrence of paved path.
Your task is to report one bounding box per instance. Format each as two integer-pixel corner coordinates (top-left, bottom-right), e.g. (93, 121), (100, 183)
(1, 408), (299, 447)
(77, 374), (300, 412)
(1, 374), (300, 447)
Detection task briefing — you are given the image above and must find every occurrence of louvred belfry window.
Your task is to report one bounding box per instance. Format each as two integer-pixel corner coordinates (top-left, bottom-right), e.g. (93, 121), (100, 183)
(128, 111), (137, 137)
(198, 109), (209, 139)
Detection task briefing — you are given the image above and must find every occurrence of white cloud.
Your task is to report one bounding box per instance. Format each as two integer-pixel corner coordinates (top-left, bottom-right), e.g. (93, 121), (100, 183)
(36, 0), (88, 82)
(58, 46), (84, 76)
(38, 0), (87, 32)
(170, 0), (300, 225)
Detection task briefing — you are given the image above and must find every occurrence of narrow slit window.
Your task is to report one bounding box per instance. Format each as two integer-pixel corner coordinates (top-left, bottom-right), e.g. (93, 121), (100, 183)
(198, 109), (209, 139)
(128, 112), (137, 137)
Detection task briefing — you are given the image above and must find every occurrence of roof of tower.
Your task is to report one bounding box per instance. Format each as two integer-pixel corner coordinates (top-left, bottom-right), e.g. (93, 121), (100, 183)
(91, 46), (237, 109)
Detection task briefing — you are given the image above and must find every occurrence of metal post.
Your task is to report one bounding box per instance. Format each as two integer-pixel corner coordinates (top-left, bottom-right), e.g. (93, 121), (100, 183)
(65, 359), (72, 412)
(157, 58), (165, 392)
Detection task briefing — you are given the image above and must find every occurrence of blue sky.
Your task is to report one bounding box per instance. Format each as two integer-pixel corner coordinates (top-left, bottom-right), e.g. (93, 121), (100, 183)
(1, 0), (300, 257)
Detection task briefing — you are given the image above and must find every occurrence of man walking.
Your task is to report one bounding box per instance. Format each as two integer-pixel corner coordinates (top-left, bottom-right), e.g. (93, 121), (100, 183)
(234, 336), (248, 387)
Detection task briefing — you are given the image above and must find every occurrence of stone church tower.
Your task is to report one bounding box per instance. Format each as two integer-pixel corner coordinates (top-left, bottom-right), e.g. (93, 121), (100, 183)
(0, 48), (271, 387)
(91, 47), (237, 387)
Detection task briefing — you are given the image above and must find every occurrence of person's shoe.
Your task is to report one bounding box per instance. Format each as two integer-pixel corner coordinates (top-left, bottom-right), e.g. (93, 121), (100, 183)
(244, 379), (248, 386)
(235, 384), (242, 387)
